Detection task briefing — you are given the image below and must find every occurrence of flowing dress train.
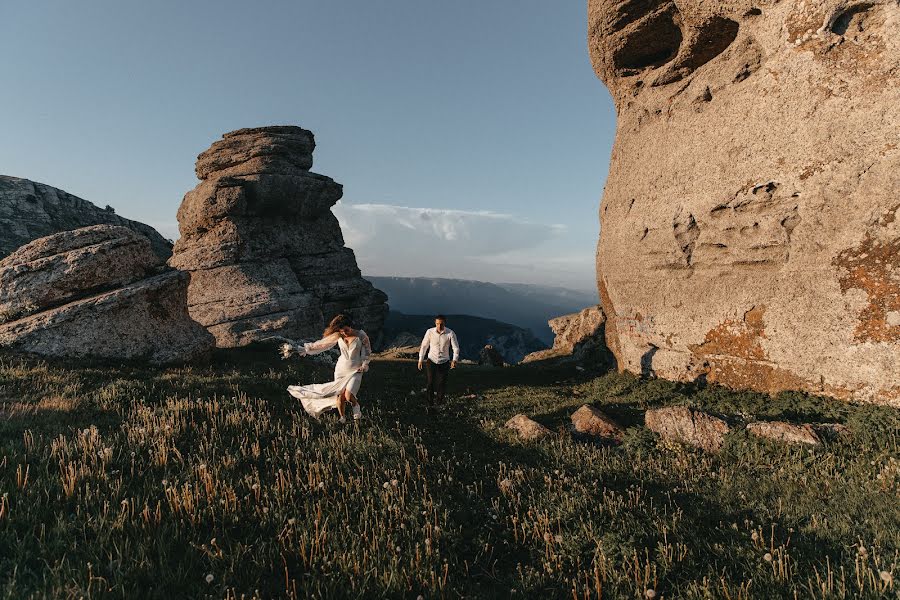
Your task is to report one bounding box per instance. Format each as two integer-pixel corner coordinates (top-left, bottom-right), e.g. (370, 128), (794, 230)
(287, 330), (372, 418)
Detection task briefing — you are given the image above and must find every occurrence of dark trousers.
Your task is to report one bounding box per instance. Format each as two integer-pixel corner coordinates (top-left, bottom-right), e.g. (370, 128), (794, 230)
(425, 359), (451, 406)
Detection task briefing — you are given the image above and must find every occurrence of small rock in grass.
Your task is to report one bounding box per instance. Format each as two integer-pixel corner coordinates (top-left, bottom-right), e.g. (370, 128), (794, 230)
(813, 423), (851, 441)
(746, 421), (820, 446)
(645, 406), (730, 452)
(505, 414), (552, 441)
(570, 405), (623, 443)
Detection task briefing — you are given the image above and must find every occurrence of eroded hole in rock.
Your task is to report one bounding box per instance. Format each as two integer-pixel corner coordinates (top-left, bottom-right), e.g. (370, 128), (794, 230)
(654, 16), (740, 86)
(673, 210), (700, 266)
(681, 17), (740, 72)
(613, 8), (683, 73)
(831, 3), (875, 36)
(744, 8), (762, 17)
(610, 0), (671, 30)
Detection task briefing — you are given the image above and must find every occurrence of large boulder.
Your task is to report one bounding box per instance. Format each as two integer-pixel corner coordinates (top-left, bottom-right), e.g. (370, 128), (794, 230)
(645, 406), (730, 452)
(170, 127), (388, 347)
(588, 1), (900, 404)
(0, 175), (172, 261)
(0, 225), (212, 364)
(523, 305), (613, 364)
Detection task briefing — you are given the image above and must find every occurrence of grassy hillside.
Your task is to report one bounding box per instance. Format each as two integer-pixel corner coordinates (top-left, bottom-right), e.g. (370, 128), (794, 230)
(0, 351), (897, 599)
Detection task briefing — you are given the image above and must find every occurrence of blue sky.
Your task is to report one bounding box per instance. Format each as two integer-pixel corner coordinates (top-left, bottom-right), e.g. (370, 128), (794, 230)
(1, 0), (616, 292)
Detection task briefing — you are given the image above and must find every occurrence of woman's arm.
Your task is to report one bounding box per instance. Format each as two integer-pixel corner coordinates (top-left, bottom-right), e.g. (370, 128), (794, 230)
(359, 330), (373, 371)
(301, 333), (341, 356)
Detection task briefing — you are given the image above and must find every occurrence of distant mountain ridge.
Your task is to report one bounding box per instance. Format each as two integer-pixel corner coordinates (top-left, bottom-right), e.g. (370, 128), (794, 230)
(0, 175), (173, 260)
(367, 276), (598, 345)
(382, 311), (547, 364)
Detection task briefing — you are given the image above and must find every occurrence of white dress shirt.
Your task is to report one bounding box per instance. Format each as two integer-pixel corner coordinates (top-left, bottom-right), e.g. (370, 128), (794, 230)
(419, 327), (460, 364)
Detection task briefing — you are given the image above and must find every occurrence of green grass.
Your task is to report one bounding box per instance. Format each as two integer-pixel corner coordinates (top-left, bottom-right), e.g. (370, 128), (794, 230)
(0, 351), (898, 599)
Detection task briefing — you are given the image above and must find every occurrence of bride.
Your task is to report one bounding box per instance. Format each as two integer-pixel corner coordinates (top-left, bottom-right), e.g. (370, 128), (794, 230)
(282, 314), (372, 422)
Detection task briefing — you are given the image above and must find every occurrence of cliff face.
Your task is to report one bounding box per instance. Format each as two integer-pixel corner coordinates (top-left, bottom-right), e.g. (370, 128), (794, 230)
(170, 126), (388, 347)
(589, 0), (900, 403)
(0, 175), (173, 261)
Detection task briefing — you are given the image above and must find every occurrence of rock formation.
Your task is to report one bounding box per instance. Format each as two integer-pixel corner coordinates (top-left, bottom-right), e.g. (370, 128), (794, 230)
(645, 406), (730, 452)
(0, 225), (212, 364)
(478, 345), (505, 367)
(169, 126), (388, 347)
(0, 175), (172, 261)
(589, 1), (900, 404)
(523, 305), (614, 365)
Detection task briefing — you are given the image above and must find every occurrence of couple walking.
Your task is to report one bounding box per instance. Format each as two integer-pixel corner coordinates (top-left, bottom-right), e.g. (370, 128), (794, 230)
(283, 313), (460, 421)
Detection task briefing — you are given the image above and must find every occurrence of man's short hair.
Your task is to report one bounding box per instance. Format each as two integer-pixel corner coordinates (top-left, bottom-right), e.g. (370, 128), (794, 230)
(435, 314), (446, 321)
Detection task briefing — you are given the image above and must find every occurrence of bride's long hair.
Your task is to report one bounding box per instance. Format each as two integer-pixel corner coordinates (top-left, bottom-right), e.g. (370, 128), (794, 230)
(323, 313), (354, 337)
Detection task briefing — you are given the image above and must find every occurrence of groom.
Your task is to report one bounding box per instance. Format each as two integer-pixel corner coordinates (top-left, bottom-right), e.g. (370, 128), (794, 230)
(418, 314), (460, 409)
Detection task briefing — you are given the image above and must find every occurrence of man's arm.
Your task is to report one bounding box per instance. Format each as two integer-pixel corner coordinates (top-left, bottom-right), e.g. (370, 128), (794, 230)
(450, 330), (460, 366)
(418, 330), (430, 370)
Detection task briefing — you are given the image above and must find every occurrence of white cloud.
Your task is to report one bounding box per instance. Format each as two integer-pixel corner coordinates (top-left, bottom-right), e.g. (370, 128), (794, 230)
(334, 202), (596, 291)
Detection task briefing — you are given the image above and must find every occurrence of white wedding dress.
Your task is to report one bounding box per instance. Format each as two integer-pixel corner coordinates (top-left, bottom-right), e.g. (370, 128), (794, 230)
(287, 331), (372, 418)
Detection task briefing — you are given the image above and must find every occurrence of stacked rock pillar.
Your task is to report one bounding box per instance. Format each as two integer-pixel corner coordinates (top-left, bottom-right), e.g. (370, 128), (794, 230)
(170, 126), (387, 347)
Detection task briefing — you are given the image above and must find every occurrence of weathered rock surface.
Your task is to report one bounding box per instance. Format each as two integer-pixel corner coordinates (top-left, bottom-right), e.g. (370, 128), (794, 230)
(523, 305), (613, 364)
(589, 1), (900, 404)
(570, 404), (624, 442)
(170, 126), (388, 347)
(746, 421), (821, 446)
(505, 414), (552, 441)
(645, 406), (730, 452)
(0, 226), (212, 364)
(0, 175), (172, 261)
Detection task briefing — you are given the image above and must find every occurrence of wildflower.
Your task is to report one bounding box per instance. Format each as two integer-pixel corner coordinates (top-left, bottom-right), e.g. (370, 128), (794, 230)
(205, 574), (214, 583)
(763, 553), (773, 562)
(395, 546), (401, 552)
(645, 589), (656, 599)
(858, 545), (868, 557)
(391, 479), (399, 487)
(879, 571), (893, 585)
(751, 531), (759, 541)
(554, 534), (563, 543)
(543, 532), (552, 543)
(424, 539), (431, 547)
